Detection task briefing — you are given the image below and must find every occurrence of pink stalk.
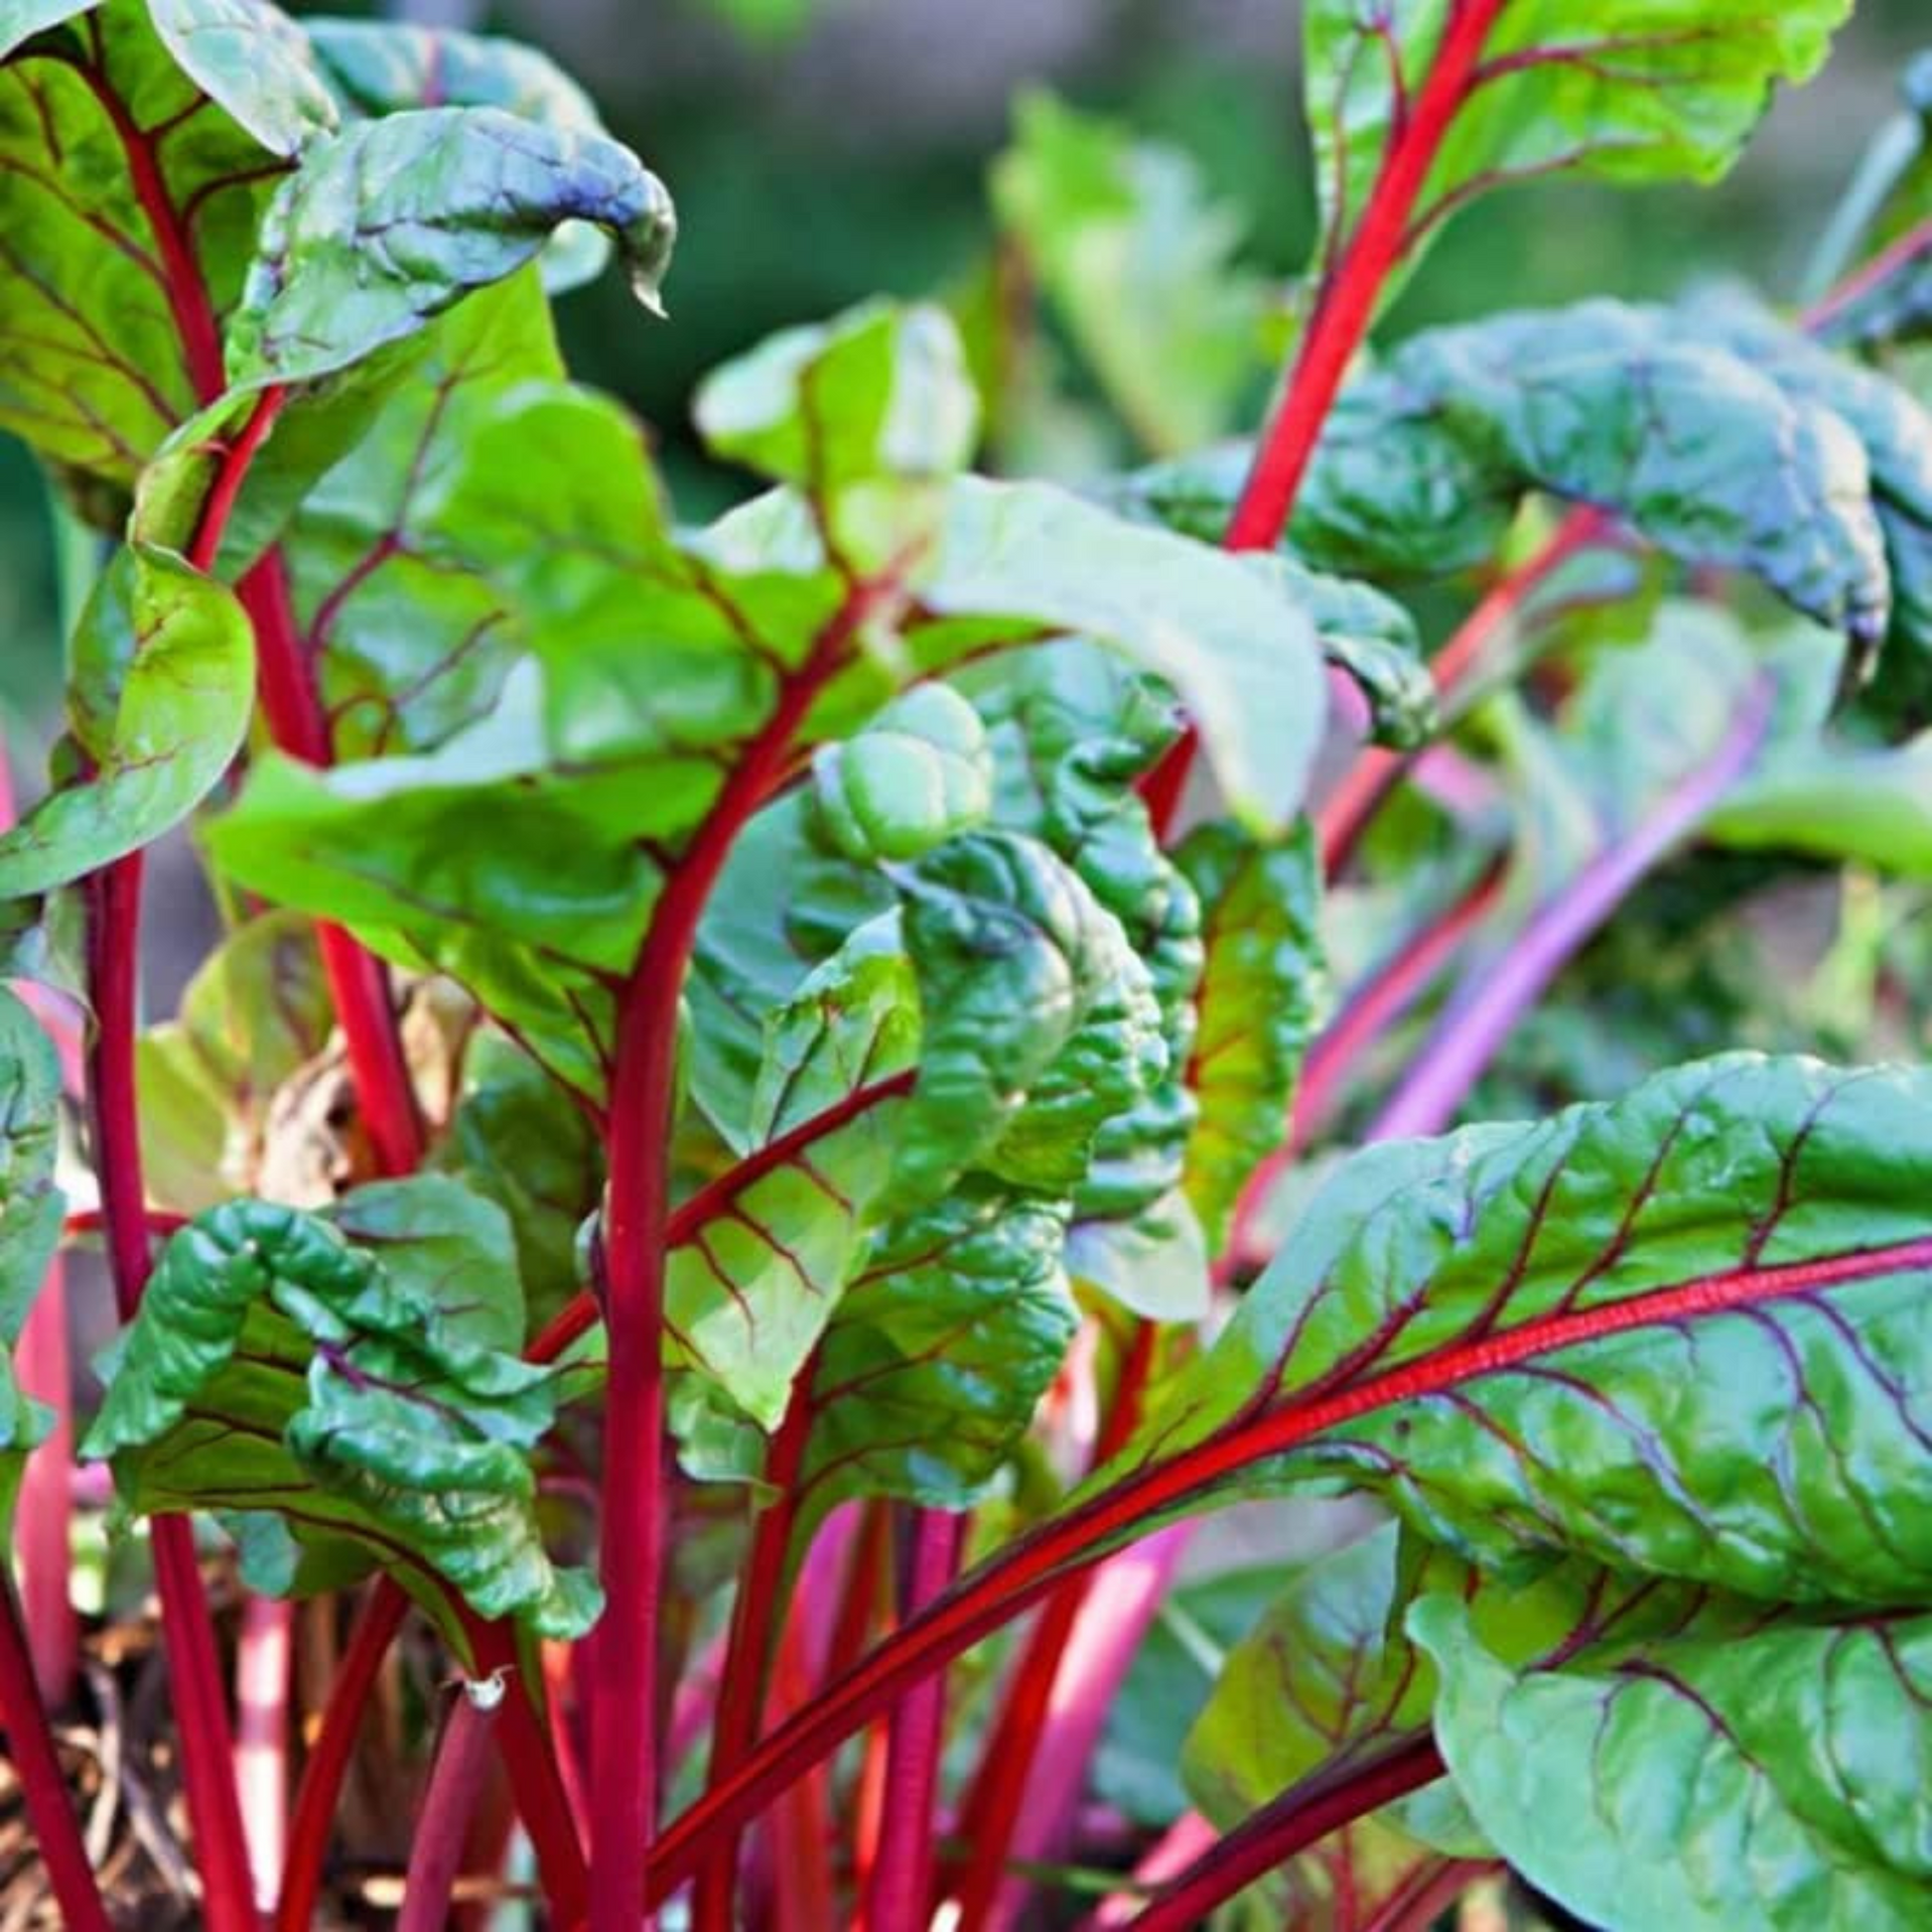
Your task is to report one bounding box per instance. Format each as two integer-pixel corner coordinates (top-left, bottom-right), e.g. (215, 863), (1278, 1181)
(15, 1251), (75, 1705)
(234, 1592), (294, 1912)
(983, 1523), (1193, 1931)
(1083, 1811), (1217, 1930)
(1368, 679), (1776, 1143)
(862, 1509), (966, 1932)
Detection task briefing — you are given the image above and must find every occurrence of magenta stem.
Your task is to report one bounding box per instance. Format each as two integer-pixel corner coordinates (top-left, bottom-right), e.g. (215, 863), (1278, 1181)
(397, 1683), (501, 1932)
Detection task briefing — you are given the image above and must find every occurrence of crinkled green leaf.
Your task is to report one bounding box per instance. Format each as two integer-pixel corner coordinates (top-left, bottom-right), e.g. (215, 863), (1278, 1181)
(225, 103), (674, 386)
(812, 684), (992, 865)
(136, 909), (330, 1212)
(915, 478), (1327, 831)
(1308, 0), (1851, 313)
(989, 88), (1267, 457)
(1684, 289), (1932, 674)
(84, 1196), (595, 1638)
(1127, 1053), (1932, 1607)
(1414, 1597), (1932, 1932)
(0, 547), (251, 897)
(302, 14), (618, 293)
(149, 0), (337, 157)
(0, 0), (295, 493)
(796, 1177), (1077, 1516)
(887, 829), (1167, 1212)
(1174, 820), (1324, 1253)
(433, 1032), (601, 1334)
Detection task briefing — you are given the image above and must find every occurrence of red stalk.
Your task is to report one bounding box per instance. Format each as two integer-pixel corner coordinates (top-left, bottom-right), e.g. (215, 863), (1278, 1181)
(692, 1378), (817, 1928)
(1081, 1811), (1217, 1929)
(1123, 1739), (1446, 1930)
(1223, 0), (1508, 551)
(591, 581), (889, 1931)
(644, 1230), (1932, 1901)
(276, 1582), (409, 1932)
(862, 1509), (965, 1932)
(397, 1684), (501, 1932)
(1363, 1856), (1496, 1932)
(86, 856), (260, 1932)
(942, 1318), (1160, 1923)
(0, 1571), (111, 1932)
(764, 1602), (837, 1932)
(1800, 213), (1932, 335)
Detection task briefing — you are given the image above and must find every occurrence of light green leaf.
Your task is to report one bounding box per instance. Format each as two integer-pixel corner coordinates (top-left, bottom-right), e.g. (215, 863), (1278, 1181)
(812, 684), (992, 865)
(0, 1), (93, 61)
(149, 0), (338, 157)
(1414, 1598), (1932, 1932)
(915, 478), (1328, 831)
(1308, 1), (1852, 312)
(990, 89), (1268, 457)
(0, 547), (252, 897)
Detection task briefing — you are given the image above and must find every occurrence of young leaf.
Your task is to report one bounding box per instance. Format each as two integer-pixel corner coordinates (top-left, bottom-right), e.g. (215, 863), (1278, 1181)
(1173, 820), (1324, 1253)
(84, 1196), (596, 1639)
(1308, 0), (1852, 309)
(811, 684), (993, 866)
(1129, 1053), (1932, 1607)
(989, 88), (1269, 457)
(0, 547), (252, 897)
(1414, 1598), (1932, 1932)
(225, 103), (675, 386)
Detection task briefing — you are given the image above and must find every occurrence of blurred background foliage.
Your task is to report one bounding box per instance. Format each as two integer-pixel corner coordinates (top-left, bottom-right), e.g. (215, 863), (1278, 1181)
(2, 0), (1927, 725)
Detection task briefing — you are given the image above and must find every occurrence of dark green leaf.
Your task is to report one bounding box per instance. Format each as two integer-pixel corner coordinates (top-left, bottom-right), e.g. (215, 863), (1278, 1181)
(84, 1196), (595, 1638)
(0, 547), (251, 897)
(225, 104), (674, 386)
(301, 14), (620, 293)
(1415, 1598), (1932, 1931)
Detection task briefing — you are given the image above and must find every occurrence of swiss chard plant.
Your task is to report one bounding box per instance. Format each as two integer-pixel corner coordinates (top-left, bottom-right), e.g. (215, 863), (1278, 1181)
(5, 1), (1932, 1928)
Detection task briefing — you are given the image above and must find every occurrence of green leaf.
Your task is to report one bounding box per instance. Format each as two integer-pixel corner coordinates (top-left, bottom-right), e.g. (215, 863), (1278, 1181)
(433, 1033), (601, 1334)
(84, 1196), (595, 1639)
(811, 684), (993, 865)
(149, 0), (338, 157)
(795, 1177), (1077, 1516)
(0, 1), (92, 61)
(225, 104), (675, 387)
(1256, 556), (1435, 750)
(1307, 0), (1852, 310)
(0, 2), (296, 492)
(0, 547), (252, 897)
(301, 14), (621, 294)
(1173, 821), (1324, 1253)
(886, 830), (1167, 1212)
(915, 478), (1328, 831)
(989, 89), (1268, 457)
(694, 300), (978, 510)
(278, 271), (565, 757)
(1129, 1053), (1932, 1606)
(136, 909), (331, 1213)
(1414, 1598), (1932, 1932)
